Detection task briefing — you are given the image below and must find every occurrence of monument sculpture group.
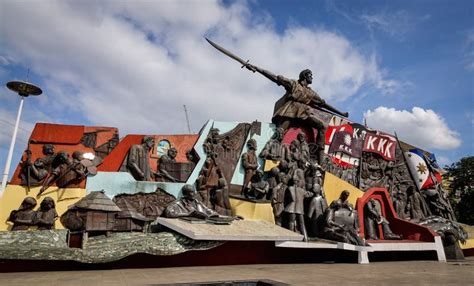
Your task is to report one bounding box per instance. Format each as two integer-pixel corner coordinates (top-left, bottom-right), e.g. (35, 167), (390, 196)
(0, 38), (468, 267)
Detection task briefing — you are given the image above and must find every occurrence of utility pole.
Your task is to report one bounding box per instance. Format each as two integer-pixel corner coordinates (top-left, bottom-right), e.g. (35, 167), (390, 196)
(0, 80), (42, 196)
(183, 105), (191, 133)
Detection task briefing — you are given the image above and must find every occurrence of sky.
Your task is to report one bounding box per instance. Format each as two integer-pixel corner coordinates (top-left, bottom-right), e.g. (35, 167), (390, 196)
(0, 0), (473, 180)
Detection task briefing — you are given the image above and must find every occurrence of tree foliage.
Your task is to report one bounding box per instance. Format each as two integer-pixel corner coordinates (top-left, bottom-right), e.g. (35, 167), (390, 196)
(446, 156), (474, 225)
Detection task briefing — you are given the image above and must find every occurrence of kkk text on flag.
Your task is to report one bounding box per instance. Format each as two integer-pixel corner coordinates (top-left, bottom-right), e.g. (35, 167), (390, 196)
(328, 130), (363, 158)
(363, 133), (397, 161)
(324, 122), (370, 166)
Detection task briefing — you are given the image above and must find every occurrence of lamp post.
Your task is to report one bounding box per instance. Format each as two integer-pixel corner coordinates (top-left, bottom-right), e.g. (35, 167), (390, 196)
(0, 81), (42, 196)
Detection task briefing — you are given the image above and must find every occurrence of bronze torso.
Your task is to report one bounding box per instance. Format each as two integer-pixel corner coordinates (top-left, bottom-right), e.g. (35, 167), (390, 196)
(273, 76), (322, 121)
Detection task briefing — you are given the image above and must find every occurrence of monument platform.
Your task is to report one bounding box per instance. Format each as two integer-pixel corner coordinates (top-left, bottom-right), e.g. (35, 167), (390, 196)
(367, 237), (446, 262)
(276, 239), (373, 264)
(276, 237), (446, 264)
(155, 218), (304, 241)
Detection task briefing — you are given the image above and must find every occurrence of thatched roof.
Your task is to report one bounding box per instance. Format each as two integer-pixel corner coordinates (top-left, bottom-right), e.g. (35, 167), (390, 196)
(115, 199), (152, 221)
(72, 190), (121, 212)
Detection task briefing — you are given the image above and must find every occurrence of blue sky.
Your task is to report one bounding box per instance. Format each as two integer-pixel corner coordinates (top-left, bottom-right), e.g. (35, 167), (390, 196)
(0, 0), (472, 180)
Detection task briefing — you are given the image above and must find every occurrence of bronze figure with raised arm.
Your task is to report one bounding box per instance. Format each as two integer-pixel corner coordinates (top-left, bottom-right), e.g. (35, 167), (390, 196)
(206, 37), (348, 163)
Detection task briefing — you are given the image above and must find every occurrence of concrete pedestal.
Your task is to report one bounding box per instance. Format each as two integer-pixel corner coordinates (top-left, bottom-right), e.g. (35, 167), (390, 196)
(155, 218), (303, 241)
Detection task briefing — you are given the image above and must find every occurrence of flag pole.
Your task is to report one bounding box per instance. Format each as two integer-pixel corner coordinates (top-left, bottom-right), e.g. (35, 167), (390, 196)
(394, 132), (417, 188)
(358, 148), (364, 190)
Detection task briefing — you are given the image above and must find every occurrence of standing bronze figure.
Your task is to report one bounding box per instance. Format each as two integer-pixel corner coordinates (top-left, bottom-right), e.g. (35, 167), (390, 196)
(126, 136), (154, 181)
(206, 38), (348, 164)
(241, 139), (259, 195)
(259, 128), (288, 162)
(21, 144), (55, 187)
(155, 147), (179, 182)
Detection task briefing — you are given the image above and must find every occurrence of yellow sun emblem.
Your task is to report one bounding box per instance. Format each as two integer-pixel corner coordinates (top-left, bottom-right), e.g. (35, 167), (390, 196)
(416, 163), (428, 174)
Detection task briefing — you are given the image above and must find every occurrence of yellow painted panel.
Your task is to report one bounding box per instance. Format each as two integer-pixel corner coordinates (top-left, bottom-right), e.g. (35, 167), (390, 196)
(323, 172), (365, 207)
(460, 238), (474, 250)
(230, 197), (275, 224)
(0, 185), (86, 231)
(263, 160), (280, 172)
(460, 223), (474, 249)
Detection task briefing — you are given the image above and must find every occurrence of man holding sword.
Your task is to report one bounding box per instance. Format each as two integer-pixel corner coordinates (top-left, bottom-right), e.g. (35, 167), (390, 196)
(206, 38), (348, 163)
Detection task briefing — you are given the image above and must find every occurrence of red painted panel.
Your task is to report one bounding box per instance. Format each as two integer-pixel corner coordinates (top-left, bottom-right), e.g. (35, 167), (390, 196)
(30, 123), (84, 144)
(282, 127), (316, 145)
(356, 187), (437, 242)
(98, 134), (199, 172)
(97, 135), (144, 172)
(9, 123), (117, 187)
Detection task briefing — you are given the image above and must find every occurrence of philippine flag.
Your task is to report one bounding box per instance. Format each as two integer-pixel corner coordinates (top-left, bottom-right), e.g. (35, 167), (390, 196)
(404, 148), (434, 190)
(425, 153), (444, 184)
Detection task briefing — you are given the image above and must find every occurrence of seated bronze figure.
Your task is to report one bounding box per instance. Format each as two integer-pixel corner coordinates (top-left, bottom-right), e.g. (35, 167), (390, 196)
(322, 190), (366, 245)
(165, 185), (222, 219)
(364, 198), (402, 240)
(7, 197), (37, 231)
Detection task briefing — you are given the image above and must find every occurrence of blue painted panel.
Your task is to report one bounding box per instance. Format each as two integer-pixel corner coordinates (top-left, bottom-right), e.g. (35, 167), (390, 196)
(184, 120), (239, 186)
(230, 122), (275, 185)
(86, 172), (185, 198)
(86, 120), (262, 198)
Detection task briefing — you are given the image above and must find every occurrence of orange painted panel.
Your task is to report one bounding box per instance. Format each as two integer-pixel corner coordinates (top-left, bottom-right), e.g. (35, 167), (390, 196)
(98, 134), (199, 173)
(30, 123), (84, 144)
(9, 123), (118, 187)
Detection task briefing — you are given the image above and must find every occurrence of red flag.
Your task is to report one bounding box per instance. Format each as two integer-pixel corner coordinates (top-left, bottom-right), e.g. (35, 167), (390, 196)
(363, 133), (397, 161)
(328, 130), (363, 158)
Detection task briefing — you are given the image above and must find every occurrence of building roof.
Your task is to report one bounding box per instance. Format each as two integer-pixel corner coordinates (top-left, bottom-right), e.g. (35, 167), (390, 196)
(115, 199), (152, 221)
(72, 190), (121, 212)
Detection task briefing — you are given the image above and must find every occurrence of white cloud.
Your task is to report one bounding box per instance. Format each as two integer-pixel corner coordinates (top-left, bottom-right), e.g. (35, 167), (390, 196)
(360, 10), (430, 40)
(464, 30), (474, 71)
(467, 112), (474, 128)
(364, 106), (461, 150)
(327, 1), (430, 41)
(0, 107), (34, 150)
(0, 0), (398, 136)
(436, 156), (452, 167)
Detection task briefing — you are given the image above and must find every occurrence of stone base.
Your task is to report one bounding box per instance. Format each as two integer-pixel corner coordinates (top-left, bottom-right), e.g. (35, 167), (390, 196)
(0, 230), (221, 263)
(444, 242), (465, 261)
(156, 218), (303, 241)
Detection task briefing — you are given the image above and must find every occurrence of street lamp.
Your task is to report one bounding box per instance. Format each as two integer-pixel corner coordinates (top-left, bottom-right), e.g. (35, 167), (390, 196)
(0, 81), (42, 196)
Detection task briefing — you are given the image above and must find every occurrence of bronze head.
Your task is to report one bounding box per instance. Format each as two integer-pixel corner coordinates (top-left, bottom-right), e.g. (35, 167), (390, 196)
(297, 132), (307, 143)
(168, 147), (177, 158)
(40, 197), (55, 211)
(340, 190), (350, 201)
(42, 144), (55, 155)
(181, 184), (196, 200)
(299, 69), (313, 85)
(142, 136), (155, 151)
(56, 151), (69, 163)
(19, 197), (37, 211)
(247, 138), (257, 150)
(273, 127), (285, 142)
(72, 151), (84, 161)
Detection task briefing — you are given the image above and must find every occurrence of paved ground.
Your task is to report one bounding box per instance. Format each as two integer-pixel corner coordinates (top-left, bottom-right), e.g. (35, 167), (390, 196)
(0, 258), (473, 286)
